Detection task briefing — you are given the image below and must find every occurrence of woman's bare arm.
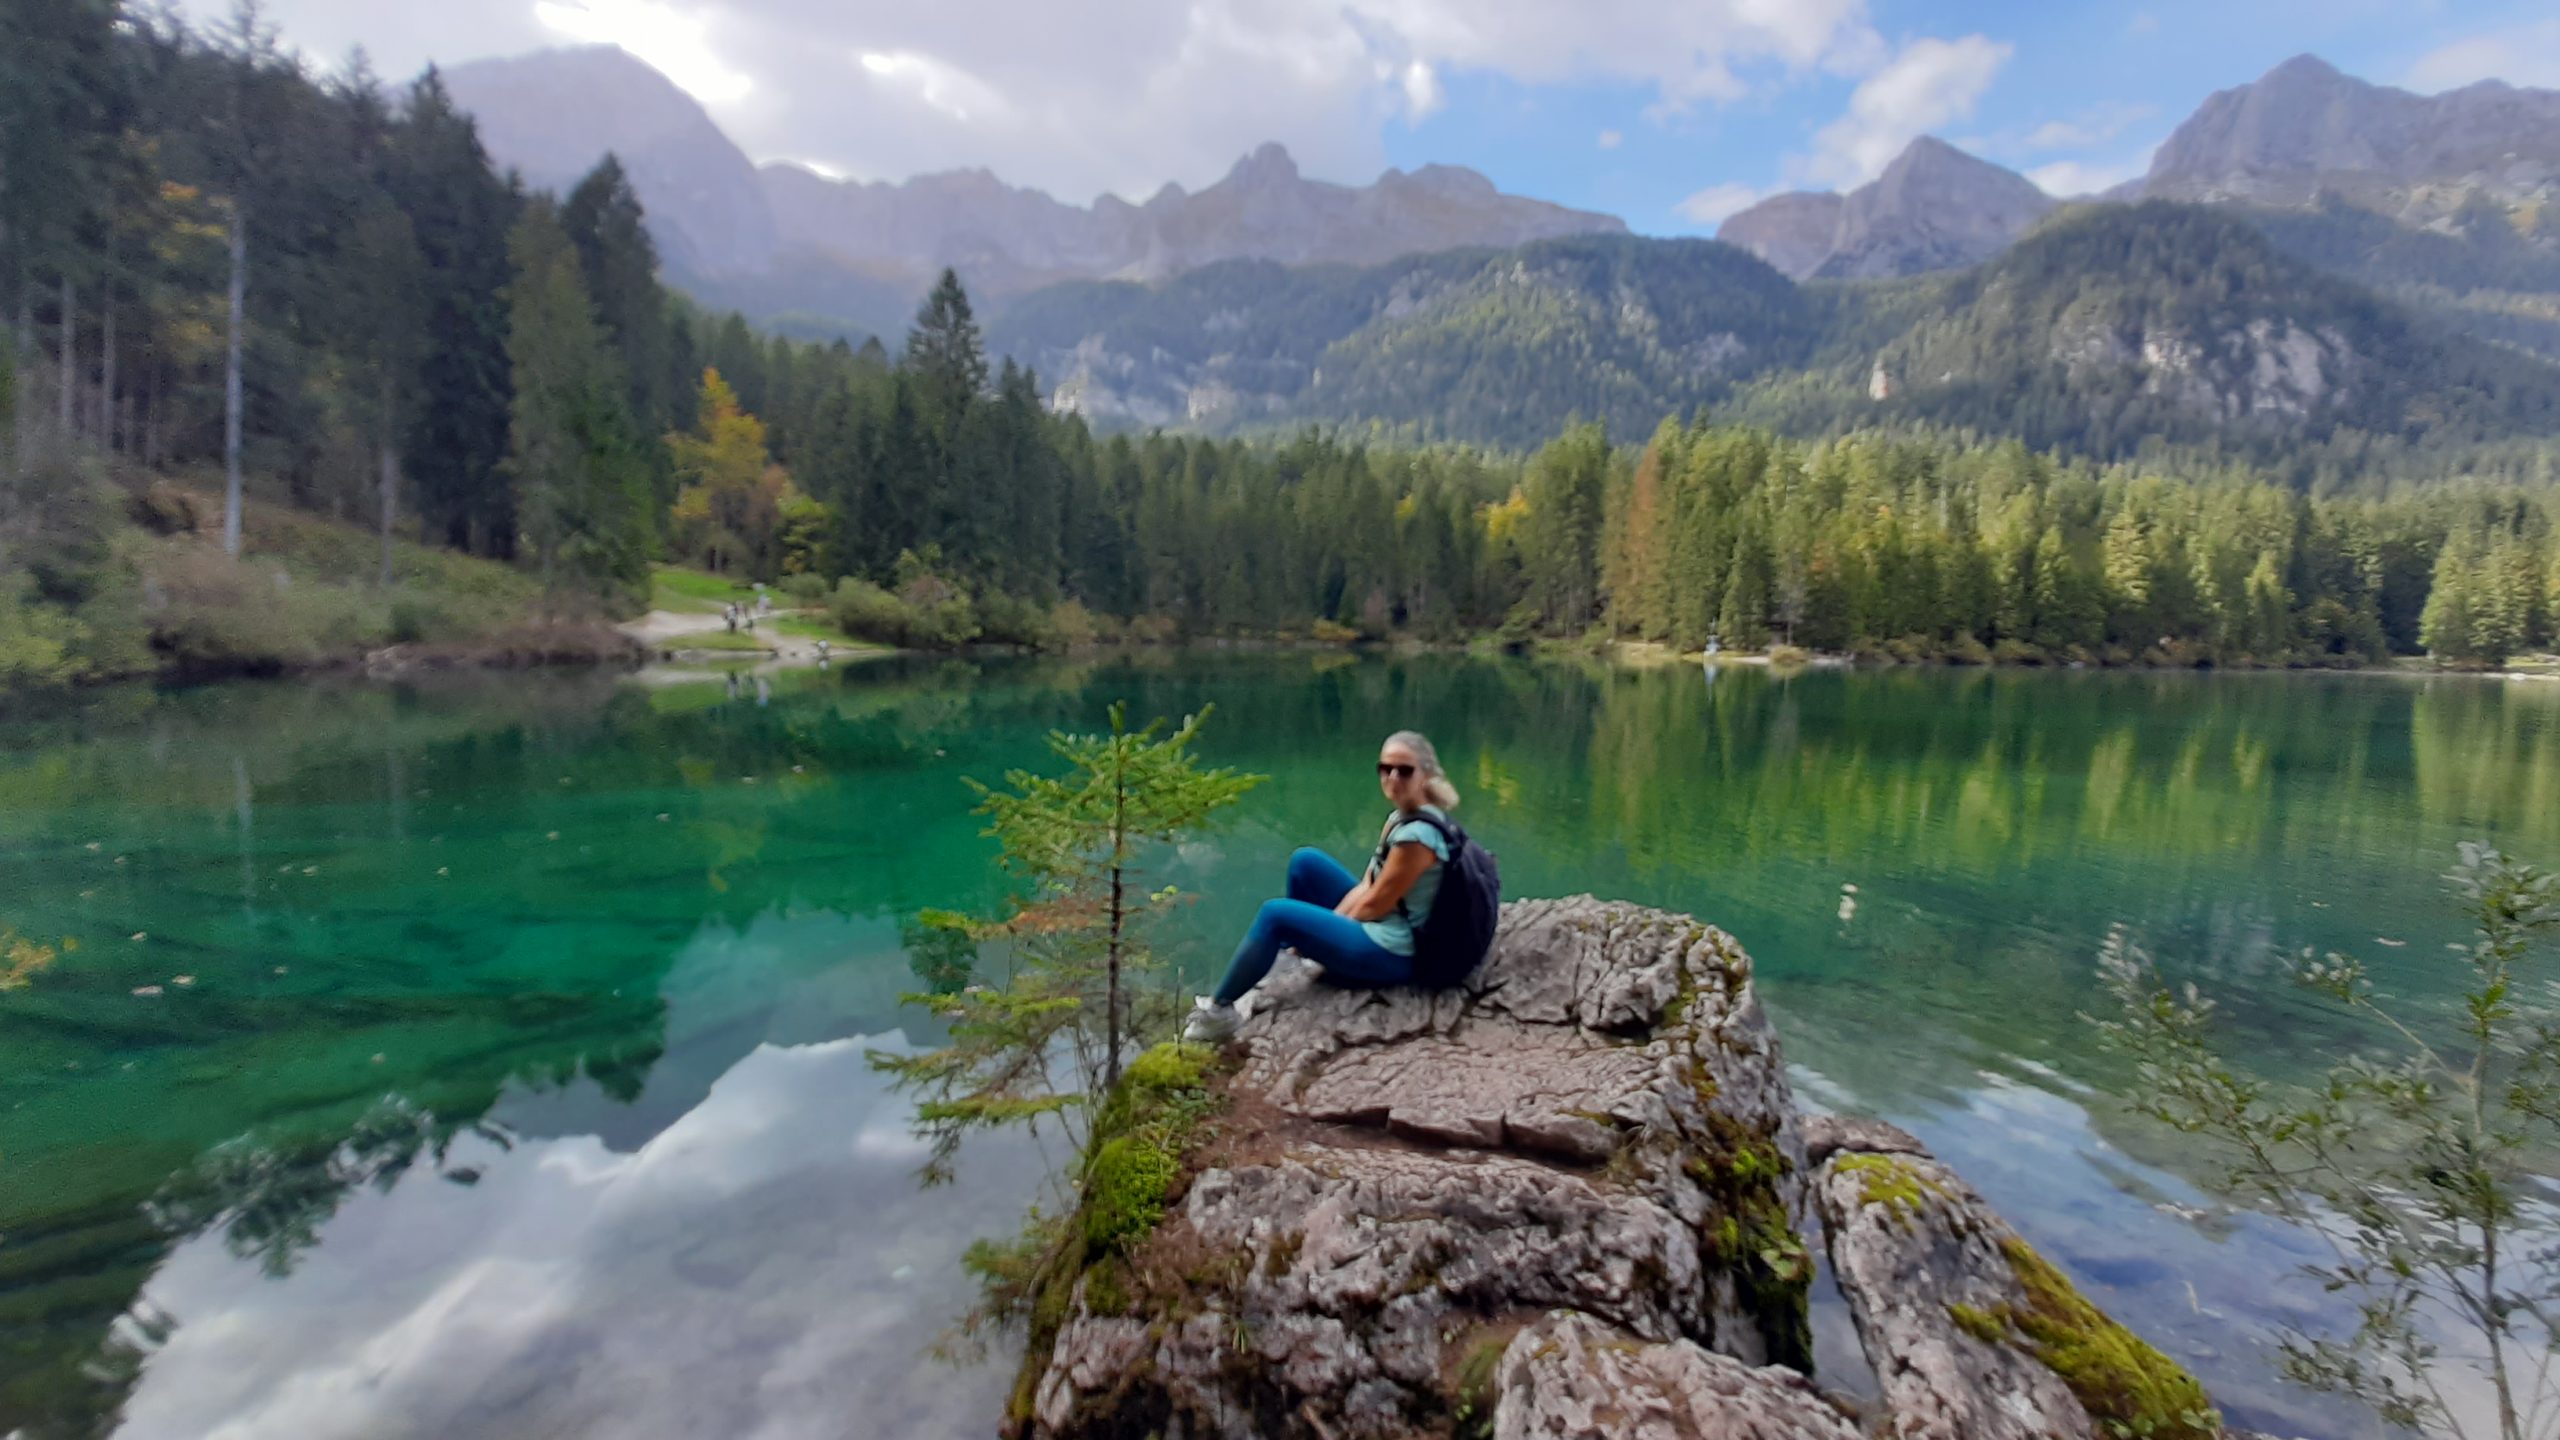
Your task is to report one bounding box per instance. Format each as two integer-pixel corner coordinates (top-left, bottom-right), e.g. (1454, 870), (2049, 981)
(1344, 844), (1435, 922)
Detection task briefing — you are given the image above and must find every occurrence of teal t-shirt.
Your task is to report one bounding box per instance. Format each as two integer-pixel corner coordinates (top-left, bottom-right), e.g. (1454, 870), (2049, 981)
(1362, 806), (1450, 956)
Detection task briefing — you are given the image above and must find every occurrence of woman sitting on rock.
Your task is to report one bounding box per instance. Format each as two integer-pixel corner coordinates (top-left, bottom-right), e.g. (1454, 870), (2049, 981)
(1183, 730), (1464, 1042)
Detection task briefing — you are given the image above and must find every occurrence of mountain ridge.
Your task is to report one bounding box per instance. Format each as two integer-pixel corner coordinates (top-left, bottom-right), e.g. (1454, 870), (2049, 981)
(988, 206), (2560, 455)
(440, 46), (1624, 337)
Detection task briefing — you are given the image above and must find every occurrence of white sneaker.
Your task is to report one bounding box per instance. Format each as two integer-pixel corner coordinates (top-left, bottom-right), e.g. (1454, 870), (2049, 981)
(1183, 997), (1243, 1043)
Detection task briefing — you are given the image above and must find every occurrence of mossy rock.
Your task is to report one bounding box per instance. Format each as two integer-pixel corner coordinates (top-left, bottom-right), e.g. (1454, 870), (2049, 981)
(1961, 1237), (2220, 1440)
(1834, 1152), (1947, 1220)
(1083, 1135), (1182, 1252)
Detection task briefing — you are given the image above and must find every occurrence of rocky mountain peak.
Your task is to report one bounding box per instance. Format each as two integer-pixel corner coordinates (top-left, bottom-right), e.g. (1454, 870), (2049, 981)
(440, 44), (779, 277)
(447, 48), (1622, 335)
(2138, 52), (2560, 212)
(1226, 142), (1301, 188)
(2261, 52), (2348, 89)
(1718, 136), (2053, 281)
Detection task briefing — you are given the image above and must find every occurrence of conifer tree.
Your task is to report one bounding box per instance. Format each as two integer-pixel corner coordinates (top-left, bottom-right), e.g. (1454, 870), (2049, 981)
(500, 197), (651, 600)
(392, 69), (516, 553)
(906, 268), (987, 442)
(561, 155), (673, 439)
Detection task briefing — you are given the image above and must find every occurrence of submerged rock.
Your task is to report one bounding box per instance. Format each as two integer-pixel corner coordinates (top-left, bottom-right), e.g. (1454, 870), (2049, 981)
(1013, 899), (2237, 1440)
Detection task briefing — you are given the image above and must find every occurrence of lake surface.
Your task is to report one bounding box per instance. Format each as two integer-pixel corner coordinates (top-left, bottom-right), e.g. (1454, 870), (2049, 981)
(5, 655), (2556, 1439)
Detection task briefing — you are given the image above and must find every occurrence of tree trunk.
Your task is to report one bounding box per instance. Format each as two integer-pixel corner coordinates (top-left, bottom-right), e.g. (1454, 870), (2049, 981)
(142, 358), (160, 468)
(222, 208), (246, 556)
(1105, 756), (1128, 1091)
(57, 273), (75, 442)
(98, 251), (116, 454)
(378, 435), (398, 588)
(13, 289), (32, 475)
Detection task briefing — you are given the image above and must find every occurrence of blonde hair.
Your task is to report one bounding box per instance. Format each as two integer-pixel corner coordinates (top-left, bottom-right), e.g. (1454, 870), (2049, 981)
(1384, 730), (1461, 811)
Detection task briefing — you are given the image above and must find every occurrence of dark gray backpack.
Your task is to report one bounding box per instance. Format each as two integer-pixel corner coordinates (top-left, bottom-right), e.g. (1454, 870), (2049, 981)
(1375, 811), (1502, 988)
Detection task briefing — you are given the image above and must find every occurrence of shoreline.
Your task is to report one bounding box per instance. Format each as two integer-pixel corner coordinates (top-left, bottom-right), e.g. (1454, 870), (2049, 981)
(16, 629), (2557, 698)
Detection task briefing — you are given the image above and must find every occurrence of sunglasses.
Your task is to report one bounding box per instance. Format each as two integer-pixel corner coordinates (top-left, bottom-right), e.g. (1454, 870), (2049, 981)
(1377, 763), (1417, 779)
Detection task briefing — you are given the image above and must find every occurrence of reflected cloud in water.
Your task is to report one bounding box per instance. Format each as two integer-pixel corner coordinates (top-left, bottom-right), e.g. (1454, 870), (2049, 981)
(115, 1036), (1044, 1440)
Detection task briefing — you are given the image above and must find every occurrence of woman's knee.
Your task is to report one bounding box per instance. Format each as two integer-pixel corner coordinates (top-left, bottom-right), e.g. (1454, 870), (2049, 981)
(1287, 847), (1333, 882)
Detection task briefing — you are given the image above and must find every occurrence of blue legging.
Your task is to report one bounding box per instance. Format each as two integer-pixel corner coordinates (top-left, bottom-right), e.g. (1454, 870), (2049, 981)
(1212, 848), (1416, 1005)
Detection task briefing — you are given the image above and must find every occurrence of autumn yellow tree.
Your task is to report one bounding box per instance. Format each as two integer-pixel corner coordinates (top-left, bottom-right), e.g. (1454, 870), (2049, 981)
(665, 368), (817, 577)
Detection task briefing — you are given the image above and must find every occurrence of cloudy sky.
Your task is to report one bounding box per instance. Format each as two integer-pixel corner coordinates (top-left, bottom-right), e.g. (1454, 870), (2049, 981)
(180, 0), (2560, 231)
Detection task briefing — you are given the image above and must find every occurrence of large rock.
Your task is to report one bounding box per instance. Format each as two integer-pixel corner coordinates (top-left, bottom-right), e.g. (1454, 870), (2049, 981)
(1017, 897), (1817, 1439)
(1015, 900), (2250, 1440)
(1814, 1120), (2227, 1440)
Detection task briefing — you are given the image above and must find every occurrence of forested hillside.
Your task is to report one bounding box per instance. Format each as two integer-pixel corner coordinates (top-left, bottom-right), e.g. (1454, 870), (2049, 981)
(992, 204), (2560, 463)
(1824, 204), (2560, 454)
(993, 235), (1819, 444)
(3, 1), (2557, 692)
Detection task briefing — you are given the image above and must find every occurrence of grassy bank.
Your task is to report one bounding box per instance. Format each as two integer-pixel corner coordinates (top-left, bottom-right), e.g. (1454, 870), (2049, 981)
(2, 461), (636, 691)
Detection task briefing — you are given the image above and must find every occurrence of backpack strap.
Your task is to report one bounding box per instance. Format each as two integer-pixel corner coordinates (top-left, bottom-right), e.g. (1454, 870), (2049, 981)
(1375, 810), (1461, 923)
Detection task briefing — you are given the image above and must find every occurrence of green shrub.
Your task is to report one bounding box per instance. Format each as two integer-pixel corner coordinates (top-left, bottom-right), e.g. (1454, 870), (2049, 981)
(778, 572), (829, 605)
(0, 573), (86, 688)
(1047, 599), (1101, 650)
(1990, 637), (2044, 665)
(977, 590), (1052, 649)
(911, 595), (980, 650)
(829, 578), (916, 645)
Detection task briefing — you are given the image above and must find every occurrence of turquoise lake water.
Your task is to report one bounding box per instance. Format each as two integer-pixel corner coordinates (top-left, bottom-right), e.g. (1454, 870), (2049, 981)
(5, 655), (2557, 1438)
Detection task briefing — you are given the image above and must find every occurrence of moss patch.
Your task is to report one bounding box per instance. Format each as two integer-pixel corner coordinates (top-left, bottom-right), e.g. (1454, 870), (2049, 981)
(1955, 1237), (2220, 1440)
(1687, 1109), (1814, 1372)
(1451, 1330), (1510, 1440)
(1947, 1302), (2009, 1346)
(1006, 1041), (1228, 1427)
(1834, 1152), (1948, 1221)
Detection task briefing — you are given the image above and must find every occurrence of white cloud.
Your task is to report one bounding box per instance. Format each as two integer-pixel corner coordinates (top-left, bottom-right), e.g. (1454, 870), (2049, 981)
(2407, 20), (2560, 93)
(174, 0), (1894, 203)
(856, 49), (1009, 124)
(1676, 182), (1767, 225)
(1400, 60), (1445, 120)
(2026, 154), (2148, 197)
(2006, 101), (2154, 154)
(1597, 128), (1623, 150)
(1802, 34), (2013, 187)
(533, 0), (752, 104)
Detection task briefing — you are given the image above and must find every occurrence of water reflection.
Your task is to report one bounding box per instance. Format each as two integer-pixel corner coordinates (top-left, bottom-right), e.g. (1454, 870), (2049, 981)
(112, 1036), (1041, 1440)
(0, 658), (2551, 1438)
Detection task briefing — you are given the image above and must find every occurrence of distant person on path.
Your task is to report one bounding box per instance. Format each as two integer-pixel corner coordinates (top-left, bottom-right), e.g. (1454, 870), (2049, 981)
(1184, 730), (1498, 1042)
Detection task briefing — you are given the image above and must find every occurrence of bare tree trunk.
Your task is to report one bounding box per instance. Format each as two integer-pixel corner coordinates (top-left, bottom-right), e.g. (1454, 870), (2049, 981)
(1105, 756), (1127, 1091)
(12, 288), (31, 476)
(57, 273), (74, 443)
(142, 357), (160, 468)
(222, 208), (246, 556)
(99, 250), (116, 454)
(378, 438), (398, 588)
